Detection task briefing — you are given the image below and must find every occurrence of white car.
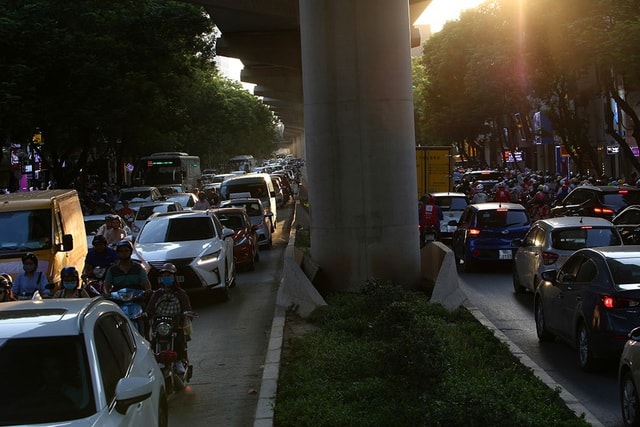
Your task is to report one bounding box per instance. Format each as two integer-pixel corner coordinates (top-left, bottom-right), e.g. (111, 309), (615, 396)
(165, 193), (199, 210)
(0, 298), (167, 426)
(430, 192), (468, 241)
(133, 201), (184, 236)
(132, 211), (236, 300)
(84, 214), (108, 247)
(512, 216), (623, 293)
(219, 197), (273, 248)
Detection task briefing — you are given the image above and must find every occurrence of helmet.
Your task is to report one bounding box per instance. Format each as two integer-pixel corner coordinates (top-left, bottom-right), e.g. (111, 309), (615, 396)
(0, 276), (10, 290)
(115, 240), (133, 251)
(476, 184), (484, 191)
(60, 266), (79, 279)
(535, 191), (546, 202)
(0, 273), (12, 286)
(21, 252), (38, 266)
(92, 234), (107, 246)
(428, 195), (436, 203)
(159, 263), (177, 274)
(105, 214), (117, 221)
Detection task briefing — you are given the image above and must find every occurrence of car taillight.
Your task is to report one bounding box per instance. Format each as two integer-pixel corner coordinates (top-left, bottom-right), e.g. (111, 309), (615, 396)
(468, 229), (480, 236)
(600, 295), (640, 309)
(593, 207), (614, 215)
(541, 251), (559, 265)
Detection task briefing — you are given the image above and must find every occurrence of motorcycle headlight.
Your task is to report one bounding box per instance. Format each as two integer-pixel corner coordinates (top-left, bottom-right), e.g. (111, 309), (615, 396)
(156, 322), (172, 337)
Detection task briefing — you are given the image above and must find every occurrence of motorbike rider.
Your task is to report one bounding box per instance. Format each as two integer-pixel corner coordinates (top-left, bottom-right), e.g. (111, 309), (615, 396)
(12, 253), (51, 298)
(493, 182), (510, 202)
(103, 240), (151, 295)
(53, 266), (90, 298)
(0, 274), (16, 302)
(146, 263), (195, 374)
(419, 194), (443, 244)
(83, 234), (118, 279)
(116, 200), (136, 224)
(471, 184), (489, 203)
(96, 214), (131, 243)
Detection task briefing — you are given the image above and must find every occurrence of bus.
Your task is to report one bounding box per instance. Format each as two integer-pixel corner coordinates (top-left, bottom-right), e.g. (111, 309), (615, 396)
(228, 155), (256, 173)
(138, 152), (201, 191)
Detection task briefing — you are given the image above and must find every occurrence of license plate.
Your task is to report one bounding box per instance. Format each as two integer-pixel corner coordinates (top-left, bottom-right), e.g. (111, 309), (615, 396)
(499, 250), (512, 260)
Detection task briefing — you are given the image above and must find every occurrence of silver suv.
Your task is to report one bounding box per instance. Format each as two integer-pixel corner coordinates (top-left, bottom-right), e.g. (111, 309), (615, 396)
(512, 216), (623, 293)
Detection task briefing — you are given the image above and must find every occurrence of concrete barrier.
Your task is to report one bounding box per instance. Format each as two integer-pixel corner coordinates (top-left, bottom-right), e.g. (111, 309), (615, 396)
(421, 241), (467, 310)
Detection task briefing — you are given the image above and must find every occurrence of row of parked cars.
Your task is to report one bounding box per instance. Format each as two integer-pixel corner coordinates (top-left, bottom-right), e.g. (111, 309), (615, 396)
(430, 185), (640, 425)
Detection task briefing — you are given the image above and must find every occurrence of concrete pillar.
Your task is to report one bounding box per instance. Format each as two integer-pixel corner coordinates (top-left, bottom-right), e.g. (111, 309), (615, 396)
(299, 0), (421, 291)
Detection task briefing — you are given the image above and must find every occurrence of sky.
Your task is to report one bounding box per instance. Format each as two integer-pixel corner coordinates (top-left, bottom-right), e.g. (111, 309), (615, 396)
(416, 0), (485, 33)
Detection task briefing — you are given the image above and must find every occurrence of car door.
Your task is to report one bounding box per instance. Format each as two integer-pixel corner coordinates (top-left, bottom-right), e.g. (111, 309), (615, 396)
(451, 207), (474, 259)
(543, 254), (583, 335)
(94, 312), (154, 425)
(515, 226), (544, 290)
(558, 254), (597, 340)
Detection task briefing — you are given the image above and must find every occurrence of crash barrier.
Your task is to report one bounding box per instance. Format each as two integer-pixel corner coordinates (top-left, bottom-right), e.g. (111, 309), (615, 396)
(276, 200), (327, 318)
(420, 241), (467, 311)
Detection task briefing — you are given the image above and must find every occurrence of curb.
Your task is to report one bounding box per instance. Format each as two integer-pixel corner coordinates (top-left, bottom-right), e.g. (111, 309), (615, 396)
(464, 302), (605, 427)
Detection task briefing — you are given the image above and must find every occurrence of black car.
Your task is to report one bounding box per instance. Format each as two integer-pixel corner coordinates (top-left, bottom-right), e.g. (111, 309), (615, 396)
(612, 205), (640, 245)
(550, 186), (640, 221)
(534, 246), (640, 371)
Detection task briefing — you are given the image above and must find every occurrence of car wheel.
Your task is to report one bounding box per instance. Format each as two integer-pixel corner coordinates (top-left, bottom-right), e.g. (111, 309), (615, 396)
(577, 322), (597, 371)
(621, 369), (640, 427)
(512, 265), (526, 293)
(534, 298), (554, 342)
(158, 391), (169, 427)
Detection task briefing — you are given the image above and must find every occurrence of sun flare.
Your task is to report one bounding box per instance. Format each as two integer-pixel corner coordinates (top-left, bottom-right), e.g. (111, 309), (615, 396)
(416, 0), (486, 33)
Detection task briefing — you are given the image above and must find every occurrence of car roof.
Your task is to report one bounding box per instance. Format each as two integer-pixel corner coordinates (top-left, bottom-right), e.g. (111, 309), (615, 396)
(469, 202), (526, 210)
(534, 216), (615, 228)
(571, 185), (640, 193)
(211, 207), (246, 215)
(0, 298), (108, 338)
(120, 186), (158, 192)
(430, 192), (467, 198)
(152, 210), (210, 219)
(220, 198), (264, 206)
(576, 246), (640, 259)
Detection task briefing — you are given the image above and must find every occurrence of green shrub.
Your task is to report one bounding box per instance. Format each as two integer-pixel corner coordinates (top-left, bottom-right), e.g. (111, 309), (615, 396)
(275, 281), (589, 427)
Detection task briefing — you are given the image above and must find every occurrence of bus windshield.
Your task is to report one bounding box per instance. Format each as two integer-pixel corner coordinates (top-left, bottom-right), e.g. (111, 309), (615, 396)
(138, 152), (201, 190)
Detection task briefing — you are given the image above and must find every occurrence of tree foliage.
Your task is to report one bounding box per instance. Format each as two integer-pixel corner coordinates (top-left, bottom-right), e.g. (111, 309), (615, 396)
(0, 0), (277, 186)
(413, 0), (640, 175)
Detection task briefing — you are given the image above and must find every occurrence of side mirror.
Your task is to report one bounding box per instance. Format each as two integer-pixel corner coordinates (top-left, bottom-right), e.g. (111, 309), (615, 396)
(540, 270), (556, 282)
(59, 234), (74, 252)
(629, 326), (640, 341)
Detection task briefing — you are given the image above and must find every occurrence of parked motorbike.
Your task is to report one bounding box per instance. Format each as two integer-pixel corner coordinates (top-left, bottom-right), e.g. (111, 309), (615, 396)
(109, 288), (146, 334)
(152, 312), (197, 394)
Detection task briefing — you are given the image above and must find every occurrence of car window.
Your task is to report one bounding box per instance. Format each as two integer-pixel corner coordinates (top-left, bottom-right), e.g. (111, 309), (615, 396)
(523, 226), (543, 247)
(0, 335), (95, 424)
(217, 213), (244, 230)
(435, 196), (467, 211)
(575, 258), (598, 282)
(137, 205), (162, 221)
(476, 209), (528, 228)
(617, 210), (640, 224)
(167, 217), (214, 241)
(94, 313), (135, 403)
(558, 254), (586, 282)
(551, 227), (621, 250)
(564, 189), (592, 205)
(603, 191), (640, 212)
(608, 259), (640, 288)
(120, 190), (151, 202)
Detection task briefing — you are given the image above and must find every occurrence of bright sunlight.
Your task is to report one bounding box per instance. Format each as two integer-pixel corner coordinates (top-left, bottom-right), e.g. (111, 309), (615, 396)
(416, 0), (486, 33)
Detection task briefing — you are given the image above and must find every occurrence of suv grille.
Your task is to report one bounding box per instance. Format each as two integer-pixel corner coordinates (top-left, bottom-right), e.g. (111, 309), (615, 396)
(148, 258), (202, 290)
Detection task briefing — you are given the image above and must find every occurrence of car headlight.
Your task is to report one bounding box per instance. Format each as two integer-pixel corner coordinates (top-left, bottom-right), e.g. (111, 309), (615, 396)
(156, 322), (172, 337)
(197, 250), (221, 264)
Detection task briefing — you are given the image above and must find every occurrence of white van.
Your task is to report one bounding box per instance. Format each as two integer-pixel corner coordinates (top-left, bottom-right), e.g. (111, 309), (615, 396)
(219, 174), (277, 231)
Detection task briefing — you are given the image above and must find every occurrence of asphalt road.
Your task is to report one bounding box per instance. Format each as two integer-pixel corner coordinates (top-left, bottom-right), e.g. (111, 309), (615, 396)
(457, 263), (622, 427)
(166, 202), (293, 427)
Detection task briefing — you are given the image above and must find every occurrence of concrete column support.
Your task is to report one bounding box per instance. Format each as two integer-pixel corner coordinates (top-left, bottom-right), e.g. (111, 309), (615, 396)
(299, 0), (420, 291)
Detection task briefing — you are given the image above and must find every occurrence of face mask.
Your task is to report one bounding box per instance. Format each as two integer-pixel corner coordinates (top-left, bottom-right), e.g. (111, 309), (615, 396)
(63, 281), (77, 290)
(161, 277), (175, 287)
(23, 264), (36, 273)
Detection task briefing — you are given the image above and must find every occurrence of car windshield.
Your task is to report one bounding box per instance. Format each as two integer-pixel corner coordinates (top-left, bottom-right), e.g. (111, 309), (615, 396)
(551, 227), (621, 250)
(137, 216), (215, 243)
(607, 258), (640, 289)
(0, 335), (95, 424)
(603, 191), (640, 212)
(216, 213), (245, 230)
(436, 197), (467, 211)
(120, 190), (151, 202)
(84, 218), (105, 236)
(223, 202), (262, 216)
(0, 209), (52, 251)
(137, 205), (166, 221)
(476, 209), (528, 228)
(167, 195), (192, 207)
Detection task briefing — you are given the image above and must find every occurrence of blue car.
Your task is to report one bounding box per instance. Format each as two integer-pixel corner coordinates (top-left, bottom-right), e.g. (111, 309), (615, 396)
(451, 202), (531, 272)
